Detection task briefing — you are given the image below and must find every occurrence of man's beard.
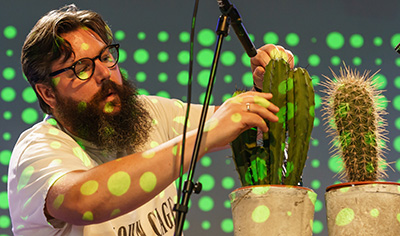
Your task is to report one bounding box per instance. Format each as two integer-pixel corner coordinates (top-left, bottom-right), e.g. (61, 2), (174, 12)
(54, 79), (152, 153)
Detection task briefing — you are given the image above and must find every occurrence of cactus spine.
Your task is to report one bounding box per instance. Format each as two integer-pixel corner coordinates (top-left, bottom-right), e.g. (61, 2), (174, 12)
(322, 66), (387, 182)
(230, 58), (315, 186)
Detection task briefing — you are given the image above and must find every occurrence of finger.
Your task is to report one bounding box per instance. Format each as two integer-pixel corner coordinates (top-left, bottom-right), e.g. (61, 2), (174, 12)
(251, 104), (279, 123)
(253, 95), (279, 113)
(253, 66), (265, 88)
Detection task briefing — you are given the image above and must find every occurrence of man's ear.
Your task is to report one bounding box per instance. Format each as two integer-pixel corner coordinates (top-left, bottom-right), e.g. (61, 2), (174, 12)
(35, 83), (56, 109)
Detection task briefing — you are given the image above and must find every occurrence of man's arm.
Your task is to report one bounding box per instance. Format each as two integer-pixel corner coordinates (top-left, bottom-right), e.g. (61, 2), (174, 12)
(45, 91), (279, 225)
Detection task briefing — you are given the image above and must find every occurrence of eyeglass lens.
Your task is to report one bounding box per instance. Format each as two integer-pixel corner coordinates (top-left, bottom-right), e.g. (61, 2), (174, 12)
(75, 45), (118, 80)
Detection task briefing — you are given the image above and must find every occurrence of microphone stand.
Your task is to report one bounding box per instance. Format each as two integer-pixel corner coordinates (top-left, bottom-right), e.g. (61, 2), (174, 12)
(174, 14), (231, 236)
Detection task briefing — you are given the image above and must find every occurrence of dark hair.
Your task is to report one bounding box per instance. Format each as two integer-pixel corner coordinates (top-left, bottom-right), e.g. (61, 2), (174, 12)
(21, 4), (114, 114)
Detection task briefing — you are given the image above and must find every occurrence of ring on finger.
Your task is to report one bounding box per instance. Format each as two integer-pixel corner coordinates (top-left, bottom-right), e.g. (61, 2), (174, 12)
(246, 102), (251, 112)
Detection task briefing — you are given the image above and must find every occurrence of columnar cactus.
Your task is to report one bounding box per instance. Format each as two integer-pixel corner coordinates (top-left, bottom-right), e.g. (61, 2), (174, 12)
(230, 58), (315, 186)
(322, 66), (388, 182)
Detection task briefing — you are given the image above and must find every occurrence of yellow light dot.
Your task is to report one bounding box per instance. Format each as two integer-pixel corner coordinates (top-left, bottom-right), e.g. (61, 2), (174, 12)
(174, 100), (184, 108)
(81, 43), (90, 51)
(172, 145), (182, 156)
(308, 191), (317, 205)
(252, 186), (270, 195)
(52, 77), (60, 86)
(340, 187), (350, 193)
(150, 141), (159, 148)
(53, 194), (64, 210)
(287, 211), (292, 216)
(17, 166), (34, 192)
(159, 191), (165, 198)
(48, 172), (65, 185)
(254, 95), (271, 108)
(151, 98), (158, 104)
(80, 180), (99, 196)
(397, 213), (400, 223)
(111, 209), (121, 217)
(204, 118), (219, 132)
(251, 205), (270, 223)
(140, 172), (157, 193)
(231, 113), (242, 123)
(104, 102), (115, 113)
(370, 208), (379, 217)
(107, 171), (131, 196)
(82, 211), (93, 221)
(142, 150), (155, 159)
(48, 128), (59, 135)
(152, 119), (159, 125)
(335, 208), (355, 226)
(173, 116), (190, 127)
(50, 141), (61, 149)
(48, 159), (62, 168)
(73, 147), (92, 167)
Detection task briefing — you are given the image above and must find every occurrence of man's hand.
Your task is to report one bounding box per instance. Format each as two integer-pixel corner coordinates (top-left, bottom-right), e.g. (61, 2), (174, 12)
(251, 44), (295, 90)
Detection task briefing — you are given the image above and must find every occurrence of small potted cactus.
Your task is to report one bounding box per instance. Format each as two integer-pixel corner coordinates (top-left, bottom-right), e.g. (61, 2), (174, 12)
(321, 65), (400, 235)
(229, 57), (316, 236)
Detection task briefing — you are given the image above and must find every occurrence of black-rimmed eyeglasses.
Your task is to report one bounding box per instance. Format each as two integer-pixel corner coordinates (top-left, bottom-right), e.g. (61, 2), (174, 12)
(49, 44), (120, 80)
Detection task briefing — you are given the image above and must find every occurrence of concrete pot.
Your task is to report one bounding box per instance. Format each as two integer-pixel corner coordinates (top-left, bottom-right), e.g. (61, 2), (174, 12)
(325, 181), (400, 236)
(229, 185), (317, 236)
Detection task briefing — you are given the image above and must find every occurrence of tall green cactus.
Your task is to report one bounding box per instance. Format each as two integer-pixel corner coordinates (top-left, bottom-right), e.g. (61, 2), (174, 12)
(322, 66), (388, 182)
(230, 58), (315, 186)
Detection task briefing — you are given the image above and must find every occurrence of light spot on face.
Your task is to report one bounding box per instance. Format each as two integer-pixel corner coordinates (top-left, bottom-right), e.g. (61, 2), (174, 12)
(17, 166), (34, 192)
(52, 77), (60, 87)
(142, 150), (155, 159)
(82, 211), (93, 221)
(335, 208), (355, 226)
(231, 113), (242, 123)
(107, 171), (131, 196)
(204, 118), (219, 132)
(251, 205), (270, 223)
(53, 194), (64, 210)
(139, 172), (157, 193)
(48, 128), (59, 135)
(254, 95), (271, 108)
(104, 102), (115, 113)
(397, 213), (400, 223)
(287, 211), (292, 216)
(78, 101), (87, 112)
(80, 180), (99, 196)
(50, 141), (62, 149)
(73, 147), (92, 167)
(370, 208), (379, 217)
(81, 43), (90, 51)
(111, 209), (121, 217)
(150, 141), (159, 148)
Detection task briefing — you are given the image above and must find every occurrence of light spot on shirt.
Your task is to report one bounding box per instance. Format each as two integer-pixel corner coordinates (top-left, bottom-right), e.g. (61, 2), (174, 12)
(150, 141), (159, 148)
(17, 166), (34, 192)
(72, 147), (92, 167)
(50, 141), (62, 149)
(142, 150), (155, 159)
(48, 128), (59, 136)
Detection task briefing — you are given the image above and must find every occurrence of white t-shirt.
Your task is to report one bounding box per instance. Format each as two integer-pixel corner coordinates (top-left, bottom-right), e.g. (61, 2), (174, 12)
(8, 95), (214, 236)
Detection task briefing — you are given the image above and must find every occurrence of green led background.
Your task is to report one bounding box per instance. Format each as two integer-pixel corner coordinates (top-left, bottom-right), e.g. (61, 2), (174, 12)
(1, 0), (400, 235)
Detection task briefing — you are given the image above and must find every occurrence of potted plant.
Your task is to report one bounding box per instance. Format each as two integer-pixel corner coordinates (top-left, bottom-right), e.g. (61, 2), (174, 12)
(321, 65), (400, 235)
(229, 58), (316, 236)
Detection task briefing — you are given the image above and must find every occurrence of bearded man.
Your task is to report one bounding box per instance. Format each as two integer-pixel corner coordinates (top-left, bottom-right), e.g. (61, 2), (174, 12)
(8, 4), (293, 236)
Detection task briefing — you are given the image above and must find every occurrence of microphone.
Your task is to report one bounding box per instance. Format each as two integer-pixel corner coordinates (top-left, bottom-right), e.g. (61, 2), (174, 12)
(217, 0), (257, 57)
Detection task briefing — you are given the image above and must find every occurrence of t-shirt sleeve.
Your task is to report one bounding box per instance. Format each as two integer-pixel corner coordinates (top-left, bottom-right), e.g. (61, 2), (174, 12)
(8, 121), (97, 233)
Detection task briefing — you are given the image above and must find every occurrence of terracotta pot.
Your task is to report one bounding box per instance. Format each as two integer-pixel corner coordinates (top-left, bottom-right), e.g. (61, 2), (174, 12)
(325, 181), (400, 236)
(229, 185), (317, 236)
